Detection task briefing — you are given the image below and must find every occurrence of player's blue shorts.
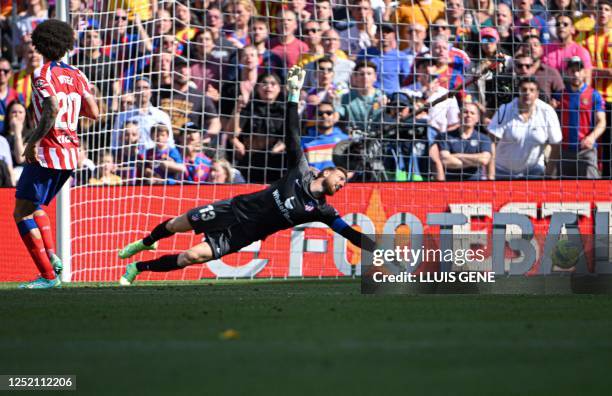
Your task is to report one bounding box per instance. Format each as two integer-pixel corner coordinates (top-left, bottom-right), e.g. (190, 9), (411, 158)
(15, 164), (73, 206)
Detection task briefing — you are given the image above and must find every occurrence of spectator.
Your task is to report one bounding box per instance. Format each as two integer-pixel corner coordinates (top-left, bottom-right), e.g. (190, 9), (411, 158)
(467, 0), (495, 29)
(429, 35), (466, 95)
(0, 158), (12, 186)
(154, 8), (173, 37)
(583, 0), (612, 177)
(488, 77), (562, 179)
(468, 27), (513, 122)
(175, 0), (199, 43)
(0, 59), (23, 133)
(142, 124), (184, 184)
(402, 23), (429, 72)
(248, 16), (284, 77)
(391, 0), (445, 50)
(229, 73), (286, 183)
(287, 0), (312, 25)
(403, 55), (460, 136)
(336, 60), (384, 132)
(557, 57), (606, 179)
(9, 43), (41, 107)
(357, 23), (410, 94)
(105, 0), (155, 22)
(190, 29), (222, 96)
(297, 20), (325, 67)
(205, 5), (238, 64)
(89, 151), (123, 186)
(2, 100), (27, 167)
(574, 0), (598, 38)
(220, 45), (260, 117)
(225, 0), (258, 49)
(513, 0), (550, 44)
(183, 130), (213, 183)
(545, 0), (579, 42)
(74, 27), (118, 100)
(304, 29), (354, 90)
(157, 57), (221, 138)
(429, 20), (471, 67)
(444, 0), (475, 51)
(114, 120), (144, 183)
(207, 158), (245, 183)
(301, 101), (349, 170)
(314, 0), (334, 32)
(436, 102), (493, 181)
(13, 0), (48, 46)
(302, 57), (347, 126)
(149, 52), (174, 87)
(541, 13), (592, 84)
(73, 141), (97, 186)
(158, 34), (184, 56)
(270, 9), (309, 68)
(111, 77), (174, 151)
(339, 0), (377, 57)
(495, 3), (516, 55)
(518, 35), (565, 104)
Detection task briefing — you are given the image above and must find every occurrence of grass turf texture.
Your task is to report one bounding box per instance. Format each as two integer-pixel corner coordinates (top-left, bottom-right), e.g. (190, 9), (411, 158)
(1, 280), (611, 395)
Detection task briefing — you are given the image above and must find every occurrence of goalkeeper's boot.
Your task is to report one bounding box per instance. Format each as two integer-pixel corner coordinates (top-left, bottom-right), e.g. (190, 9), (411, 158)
(119, 263), (140, 286)
(18, 276), (61, 289)
(50, 254), (63, 276)
(118, 240), (158, 259)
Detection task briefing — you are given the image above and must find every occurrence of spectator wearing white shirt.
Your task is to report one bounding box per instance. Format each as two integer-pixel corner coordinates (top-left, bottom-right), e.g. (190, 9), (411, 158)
(111, 77), (174, 151)
(488, 77), (562, 179)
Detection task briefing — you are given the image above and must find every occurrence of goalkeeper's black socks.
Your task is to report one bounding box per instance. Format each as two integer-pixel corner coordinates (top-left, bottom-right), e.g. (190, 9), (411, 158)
(143, 219), (174, 246)
(136, 254), (181, 272)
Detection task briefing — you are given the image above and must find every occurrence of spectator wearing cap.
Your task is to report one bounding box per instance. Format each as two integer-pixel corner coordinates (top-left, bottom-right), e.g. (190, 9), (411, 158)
(157, 58), (221, 145)
(519, 35), (564, 105)
(557, 56), (606, 179)
(357, 23), (410, 94)
(111, 76), (174, 151)
(336, 60), (384, 133)
(583, 0), (612, 177)
(390, 0), (445, 50)
(513, 0), (550, 44)
(301, 101), (349, 171)
(542, 13), (593, 84)
(488, 77), (562, 179)
(401, 23), (429, 72)
(435, 102), (493, 181)
(339, 0), (377, 58)
(468, 27), (513, 123)
(270, 9), (309, 68)
(304, 29), (355, 90)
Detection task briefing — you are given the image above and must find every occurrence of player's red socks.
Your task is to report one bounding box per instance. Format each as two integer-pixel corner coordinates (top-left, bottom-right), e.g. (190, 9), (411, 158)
(34, 212), (56, 258)
(17, 219), (56, 280)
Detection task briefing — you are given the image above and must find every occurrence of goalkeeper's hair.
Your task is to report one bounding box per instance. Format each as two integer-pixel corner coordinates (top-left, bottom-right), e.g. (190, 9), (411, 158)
(316, 166), (349, 179)
(32, 19), (74, 61)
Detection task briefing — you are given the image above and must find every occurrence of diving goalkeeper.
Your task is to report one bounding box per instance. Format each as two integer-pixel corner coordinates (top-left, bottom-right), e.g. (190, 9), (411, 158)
(118, 66), (375, 285)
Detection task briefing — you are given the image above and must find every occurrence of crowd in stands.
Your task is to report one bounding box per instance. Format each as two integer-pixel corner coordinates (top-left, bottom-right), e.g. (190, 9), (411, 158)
(0, 0), (611, 186)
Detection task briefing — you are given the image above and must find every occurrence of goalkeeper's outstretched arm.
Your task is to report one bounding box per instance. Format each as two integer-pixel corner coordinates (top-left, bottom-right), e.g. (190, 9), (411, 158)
(285, 66), (307, 171)
(329, 216), (377, 251)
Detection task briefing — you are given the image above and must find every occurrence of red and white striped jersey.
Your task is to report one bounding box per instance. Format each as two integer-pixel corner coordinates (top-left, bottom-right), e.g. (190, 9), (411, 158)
(31, 61), (92, 170)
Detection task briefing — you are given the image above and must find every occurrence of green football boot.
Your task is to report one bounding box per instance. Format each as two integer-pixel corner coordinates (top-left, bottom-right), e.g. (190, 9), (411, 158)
(19, 276), (61, 289)
(119, 263), (140, 286)
(118, 240), (158, 259)
(50, 253), (63, 276)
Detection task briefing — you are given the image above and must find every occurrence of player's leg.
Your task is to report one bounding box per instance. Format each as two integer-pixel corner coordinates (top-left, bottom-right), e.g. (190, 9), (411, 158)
(119, 241), (214, 285)
(14, 198), (60, 288)
(32, 209), (63, 275)
(118, 213), (193, 259)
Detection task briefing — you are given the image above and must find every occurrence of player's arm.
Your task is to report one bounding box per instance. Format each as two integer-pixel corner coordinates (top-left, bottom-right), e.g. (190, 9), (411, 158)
(286, 66), (308, 171)
(24, 96), (58, 163)
(80, 93), (100, 121)
(326, 215), (376, 251)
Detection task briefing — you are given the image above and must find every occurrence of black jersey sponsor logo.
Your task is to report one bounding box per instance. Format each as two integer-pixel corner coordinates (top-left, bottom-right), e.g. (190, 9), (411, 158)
(272, 189), (293, 223)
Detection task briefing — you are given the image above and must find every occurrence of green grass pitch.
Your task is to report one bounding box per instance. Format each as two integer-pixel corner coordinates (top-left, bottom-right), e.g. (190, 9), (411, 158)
(1, 280), (611, 395)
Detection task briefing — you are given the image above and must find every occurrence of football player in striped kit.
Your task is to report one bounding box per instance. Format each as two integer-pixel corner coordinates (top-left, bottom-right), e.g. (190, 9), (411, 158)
(14, 19), (99, 289)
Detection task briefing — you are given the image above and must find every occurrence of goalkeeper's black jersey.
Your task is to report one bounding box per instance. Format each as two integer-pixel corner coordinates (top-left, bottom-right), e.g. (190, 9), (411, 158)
(230, 102), (340, 240)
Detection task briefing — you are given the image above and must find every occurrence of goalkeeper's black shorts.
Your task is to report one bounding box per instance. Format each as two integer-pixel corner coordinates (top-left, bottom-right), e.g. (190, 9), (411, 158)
(187, 199), (255, 259)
